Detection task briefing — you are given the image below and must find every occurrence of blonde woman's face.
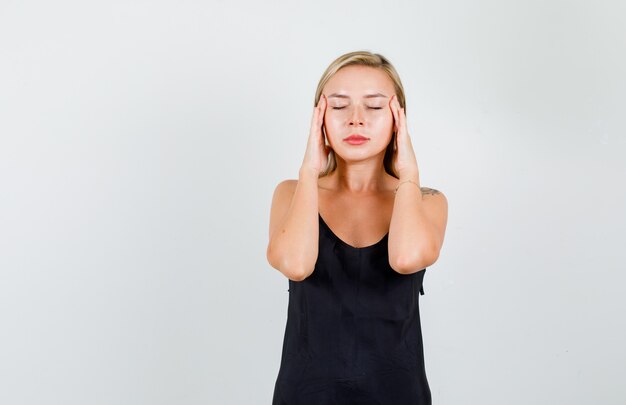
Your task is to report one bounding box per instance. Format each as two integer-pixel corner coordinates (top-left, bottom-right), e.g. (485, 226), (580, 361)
(321, 65), (396, 157)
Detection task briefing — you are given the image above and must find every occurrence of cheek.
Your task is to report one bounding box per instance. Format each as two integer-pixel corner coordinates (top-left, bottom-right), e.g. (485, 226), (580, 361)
(324, 114), (343, 130)
(373, 112), (393, 128)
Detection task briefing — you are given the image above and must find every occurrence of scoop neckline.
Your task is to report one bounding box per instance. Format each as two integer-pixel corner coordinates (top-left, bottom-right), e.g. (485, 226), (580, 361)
(318, 213), (388, 251)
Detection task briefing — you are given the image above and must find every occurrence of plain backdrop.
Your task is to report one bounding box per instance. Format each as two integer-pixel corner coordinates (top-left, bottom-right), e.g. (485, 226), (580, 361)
(1, 1), (625, 404)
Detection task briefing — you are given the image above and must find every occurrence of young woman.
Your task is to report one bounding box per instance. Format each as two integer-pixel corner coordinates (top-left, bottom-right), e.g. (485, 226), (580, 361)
(267, 51), (448, 404)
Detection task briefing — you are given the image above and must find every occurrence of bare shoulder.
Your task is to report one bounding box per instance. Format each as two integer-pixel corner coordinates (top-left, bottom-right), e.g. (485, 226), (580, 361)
(420, 186), (448, 225)
(268, 179), (299, 240)
(270, 179), (298, 209)
(420, 186), (445, 198)
(272, 179), (298, 201)
(280, 179), (298, 192)
(420, 186), (448, 248)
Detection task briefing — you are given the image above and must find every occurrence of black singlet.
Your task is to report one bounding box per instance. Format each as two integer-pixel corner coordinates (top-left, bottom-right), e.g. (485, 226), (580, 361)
(272, 213), (431, 404)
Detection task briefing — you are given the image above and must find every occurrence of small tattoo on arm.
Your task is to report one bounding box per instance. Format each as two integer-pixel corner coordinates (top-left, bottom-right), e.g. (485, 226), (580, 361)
(420, 187), (441, 196)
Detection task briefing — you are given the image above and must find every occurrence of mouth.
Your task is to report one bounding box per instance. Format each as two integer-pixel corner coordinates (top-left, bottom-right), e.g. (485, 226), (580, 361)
(343, 134), (369, 141)
(343, 134), (370, 145)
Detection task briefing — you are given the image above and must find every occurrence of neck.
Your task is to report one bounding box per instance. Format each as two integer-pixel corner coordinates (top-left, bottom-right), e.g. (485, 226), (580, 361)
(330, 154), (390, 193)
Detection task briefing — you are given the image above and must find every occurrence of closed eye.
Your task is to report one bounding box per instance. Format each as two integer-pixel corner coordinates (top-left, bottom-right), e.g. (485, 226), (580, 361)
(332, 107), (383, 110)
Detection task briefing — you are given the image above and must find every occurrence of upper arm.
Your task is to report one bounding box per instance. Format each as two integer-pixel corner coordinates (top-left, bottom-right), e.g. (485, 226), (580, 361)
(268, 179), (298, 246)
(420, 187), (448, 258)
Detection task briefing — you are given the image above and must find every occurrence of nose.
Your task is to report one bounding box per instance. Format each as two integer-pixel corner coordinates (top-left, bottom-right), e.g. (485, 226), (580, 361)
(349, 107), (364, 126)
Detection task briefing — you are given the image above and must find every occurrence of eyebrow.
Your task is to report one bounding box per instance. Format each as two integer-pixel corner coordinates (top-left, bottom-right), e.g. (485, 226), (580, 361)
(327, 92), (388, 99)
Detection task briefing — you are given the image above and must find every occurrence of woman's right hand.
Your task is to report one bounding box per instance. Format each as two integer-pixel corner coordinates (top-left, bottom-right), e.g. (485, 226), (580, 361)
(300, 94), (331, 176)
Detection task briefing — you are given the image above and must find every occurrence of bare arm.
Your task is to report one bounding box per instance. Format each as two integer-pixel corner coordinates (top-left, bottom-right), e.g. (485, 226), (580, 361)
(266, 169), (321, 281)
(386, 95), (448, 274)
(267, 94), (330, 281)
(388, 172), (448, 274)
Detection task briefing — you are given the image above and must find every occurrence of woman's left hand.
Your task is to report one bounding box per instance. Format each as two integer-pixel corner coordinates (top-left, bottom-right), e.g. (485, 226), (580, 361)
(390, 95), (420, 180)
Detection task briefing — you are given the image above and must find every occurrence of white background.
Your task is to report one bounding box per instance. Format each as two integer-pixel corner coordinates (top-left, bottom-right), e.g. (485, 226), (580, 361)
(1, 1), (625, 404)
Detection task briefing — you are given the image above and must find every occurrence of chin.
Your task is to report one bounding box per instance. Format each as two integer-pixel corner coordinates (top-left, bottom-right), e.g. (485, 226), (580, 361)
(334, 145), (387, 159)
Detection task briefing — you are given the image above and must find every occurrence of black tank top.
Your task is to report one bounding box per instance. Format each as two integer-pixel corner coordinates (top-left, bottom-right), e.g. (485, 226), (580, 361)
(272, 213), (431, 404)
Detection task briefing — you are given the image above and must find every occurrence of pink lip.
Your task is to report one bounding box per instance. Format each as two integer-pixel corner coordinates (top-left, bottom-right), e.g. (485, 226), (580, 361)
(343, 134), (369, 141)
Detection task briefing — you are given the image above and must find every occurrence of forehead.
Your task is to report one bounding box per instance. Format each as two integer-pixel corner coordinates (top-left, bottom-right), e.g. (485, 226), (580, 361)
(323, 65), (395, 98)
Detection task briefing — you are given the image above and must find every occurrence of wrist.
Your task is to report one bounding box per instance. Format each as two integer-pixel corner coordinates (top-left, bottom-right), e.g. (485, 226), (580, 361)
(398, 170), (420, 183)
(299, 167), (320, 181)
(394, 179), (421, 195)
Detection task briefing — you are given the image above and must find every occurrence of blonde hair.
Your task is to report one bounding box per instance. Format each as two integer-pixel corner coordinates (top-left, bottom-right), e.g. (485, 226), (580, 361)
(313, 50), (407, 179)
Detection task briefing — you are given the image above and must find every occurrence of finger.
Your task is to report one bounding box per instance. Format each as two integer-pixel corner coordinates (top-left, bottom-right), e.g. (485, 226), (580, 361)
(311, 107), (322, 136)
(317, 95), (326, 115)
(394, 110), (400, 133)
(311, 104), (319, 128)
(395, 99), (404, 133)
(394, 98), (401, 130)
(314, 95), (324, 127)
(390, 96), (399, 130)
(319, 94), (327, 125)
(319, 94), (326, 108)
(317, 94), (325, 108)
